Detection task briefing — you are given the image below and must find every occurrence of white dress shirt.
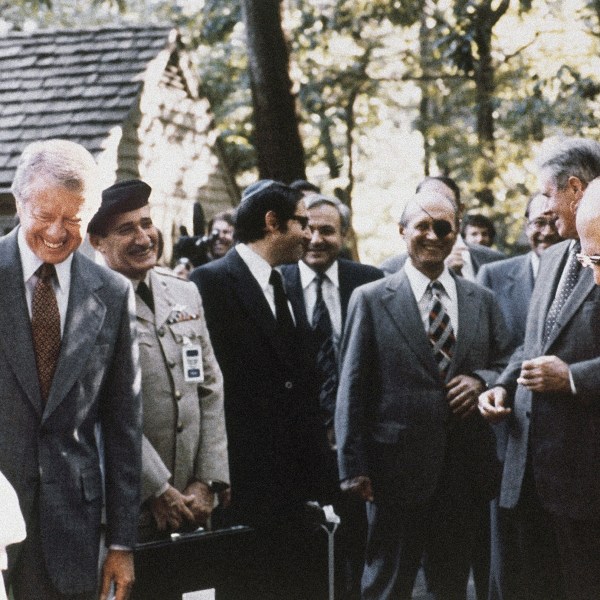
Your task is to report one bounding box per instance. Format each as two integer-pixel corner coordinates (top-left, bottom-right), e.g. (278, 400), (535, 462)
(530, 251), (540, 280)
(299, 260), (342, 349)
(18, 227), (73, 335)
(404, 259), (459, 336)
(236, 243), (295, 323)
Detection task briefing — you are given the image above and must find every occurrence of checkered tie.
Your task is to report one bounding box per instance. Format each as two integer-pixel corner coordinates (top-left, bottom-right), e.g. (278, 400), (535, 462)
(32, 263), (61, 403)
(543, 242), (581, 343)
(427, 280), (456, 379)
(312, 274), (338, 421)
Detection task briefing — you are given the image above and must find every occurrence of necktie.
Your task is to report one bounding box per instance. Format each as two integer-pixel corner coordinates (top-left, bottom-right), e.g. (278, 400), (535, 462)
(269, 269), (295, 338)
(137, 281), (154, 313)
(543, 242), (581, 343)
(32, 263), (61, 403)
(312, 274), (338, 422)
(427, 280), (456, 380)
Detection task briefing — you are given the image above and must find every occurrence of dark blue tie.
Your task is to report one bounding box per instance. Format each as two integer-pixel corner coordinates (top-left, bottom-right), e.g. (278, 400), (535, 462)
(312, 274), (338, 423)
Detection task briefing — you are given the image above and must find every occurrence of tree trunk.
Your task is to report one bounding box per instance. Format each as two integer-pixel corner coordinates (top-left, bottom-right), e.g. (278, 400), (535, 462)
(241, 0), (306, 182)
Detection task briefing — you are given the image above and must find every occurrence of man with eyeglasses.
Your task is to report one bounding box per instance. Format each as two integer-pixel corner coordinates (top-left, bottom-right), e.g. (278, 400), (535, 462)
(190, 180), (333, 599)
(479, 137), (600, 600)
(477, 193), (561, 600)
(336, 190), (511, 599)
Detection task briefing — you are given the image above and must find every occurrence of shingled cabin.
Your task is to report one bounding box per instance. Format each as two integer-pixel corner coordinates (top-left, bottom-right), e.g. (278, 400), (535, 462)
(0, 25), (239, 261)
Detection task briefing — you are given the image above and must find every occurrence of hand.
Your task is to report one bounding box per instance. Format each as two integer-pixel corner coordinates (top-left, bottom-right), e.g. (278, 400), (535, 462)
(99, 549), (134, 600)
(340, 475), (374, 502)
(446, 374), (484, 418)
(182, 480), (214, 527)
(445, 245), (465, 274)
(150, 485), (195, 531)
(217, 486), (231, 508)
(517, 355), (571, 393)
(478, 386), (511, 424)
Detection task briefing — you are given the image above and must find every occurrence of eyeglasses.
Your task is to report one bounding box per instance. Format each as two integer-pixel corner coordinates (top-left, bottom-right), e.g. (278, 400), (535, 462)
(576, 253), (600, 268)
(289, 214), (309, 229)
(527, 217), (557, 228)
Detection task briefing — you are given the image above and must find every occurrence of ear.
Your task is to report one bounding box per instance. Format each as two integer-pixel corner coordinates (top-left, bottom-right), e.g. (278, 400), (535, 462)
(569, 176), (585, 213)
(88, 234), (104, 253)
(264, 210), (281, 233)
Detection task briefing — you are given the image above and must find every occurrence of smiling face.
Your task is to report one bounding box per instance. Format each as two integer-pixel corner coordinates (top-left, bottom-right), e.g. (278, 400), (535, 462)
(90, 205), (158, 279)
(17, 182), (86, 264)
(303, 203), (344, 274)
(539, 168), (583, 239)
(526, 193), (562, 256)
(401, 194), (457, 279)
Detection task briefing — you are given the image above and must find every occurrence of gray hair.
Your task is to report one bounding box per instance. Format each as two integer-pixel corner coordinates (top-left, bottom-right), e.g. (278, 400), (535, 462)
(304, 193), (351, 234)
(11, 139), (98, 204)
(536, 137), (600, 190)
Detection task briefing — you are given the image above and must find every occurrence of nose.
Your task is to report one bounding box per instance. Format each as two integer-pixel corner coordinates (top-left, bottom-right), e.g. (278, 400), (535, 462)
(134, 226), (152, 245)
(310, 229), (322, 245)
(46, 219), (67, 240)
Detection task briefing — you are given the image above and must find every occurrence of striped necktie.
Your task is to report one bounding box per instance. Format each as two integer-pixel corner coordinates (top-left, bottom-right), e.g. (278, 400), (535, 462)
(312, 274), (338, 423)
(427, 280), (456, 379)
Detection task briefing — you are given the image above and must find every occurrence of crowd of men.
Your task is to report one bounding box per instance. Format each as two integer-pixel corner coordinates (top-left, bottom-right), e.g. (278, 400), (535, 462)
(1, 135), (600, 600)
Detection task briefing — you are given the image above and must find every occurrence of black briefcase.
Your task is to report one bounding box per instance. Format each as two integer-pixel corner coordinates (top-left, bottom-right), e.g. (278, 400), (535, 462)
(132, 525), (255, 600)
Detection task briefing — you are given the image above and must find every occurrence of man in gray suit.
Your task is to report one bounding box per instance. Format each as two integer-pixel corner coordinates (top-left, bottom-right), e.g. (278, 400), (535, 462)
(0, 140), (142, 600)
(336, 190), (511, 599)
(477, 193), (561, 600)
(380, 176), (504, 279)
(89, 180), (230, 545)
(479, 137), (600, 600)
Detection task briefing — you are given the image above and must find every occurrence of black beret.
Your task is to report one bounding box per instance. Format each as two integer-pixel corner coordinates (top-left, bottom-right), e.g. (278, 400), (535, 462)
(88, 179), (152, 235)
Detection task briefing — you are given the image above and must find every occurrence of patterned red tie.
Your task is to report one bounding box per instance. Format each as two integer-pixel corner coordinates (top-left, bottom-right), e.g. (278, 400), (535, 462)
(32, 263), (61, 403)
(427, 280), (456, 380)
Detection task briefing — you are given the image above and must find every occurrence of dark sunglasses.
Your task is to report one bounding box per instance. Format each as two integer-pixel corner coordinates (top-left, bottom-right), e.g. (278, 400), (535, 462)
(289, 214), (309, 229)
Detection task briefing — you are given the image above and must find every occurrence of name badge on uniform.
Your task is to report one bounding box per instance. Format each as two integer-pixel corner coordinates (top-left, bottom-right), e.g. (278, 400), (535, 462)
(182, 336), (204, 383)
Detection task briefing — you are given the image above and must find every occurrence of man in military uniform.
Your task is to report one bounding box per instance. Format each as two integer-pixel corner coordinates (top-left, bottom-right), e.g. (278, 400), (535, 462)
(89, 180), (229, 541)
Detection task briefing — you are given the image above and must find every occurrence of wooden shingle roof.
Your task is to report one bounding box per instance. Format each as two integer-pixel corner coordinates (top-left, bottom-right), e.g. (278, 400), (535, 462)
(0, 25), (176, 193)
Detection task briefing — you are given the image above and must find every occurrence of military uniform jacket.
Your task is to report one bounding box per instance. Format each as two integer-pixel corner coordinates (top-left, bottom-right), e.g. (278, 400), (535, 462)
(137, 267), (229, 502)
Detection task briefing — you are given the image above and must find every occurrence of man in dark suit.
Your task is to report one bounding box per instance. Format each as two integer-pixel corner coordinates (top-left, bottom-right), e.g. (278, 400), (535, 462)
(479, 137), (600, 600)
(380, 176), (504, 279)
(281, 194), (383, 599)
(477, 193), (561, 600)
(0, 140), (142, 600)
(336, 189), (511, 600)
(190, 181), (332, 599)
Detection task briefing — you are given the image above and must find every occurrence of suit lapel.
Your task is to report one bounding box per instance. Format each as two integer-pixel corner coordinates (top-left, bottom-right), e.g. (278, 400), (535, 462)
(338, 261), (352, 328)
(43, 253), (107, 422)
(0, 229), (43, 416)
(543, 265), (595, 352)
(447, 276), (479, 381)
(226, 250), (293, 366)
(379, 270), (439, 376)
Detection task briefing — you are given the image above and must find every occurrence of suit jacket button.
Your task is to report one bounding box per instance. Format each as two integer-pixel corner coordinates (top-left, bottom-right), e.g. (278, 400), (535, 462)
(168, 361), (176, 369)
(158, 327), (166, 337)
(174, 390), (182, 400)
(177, 422), (184, 433)
(525, 411), (531, 418)
(285, 381), (293, 389)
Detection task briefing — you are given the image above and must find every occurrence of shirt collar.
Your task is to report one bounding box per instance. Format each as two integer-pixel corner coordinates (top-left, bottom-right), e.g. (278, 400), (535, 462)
(236, 243), (275, 293)
(299, 259), (339, 290)
(17, 226), (73, 290)
(404, 258), (453, 301)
